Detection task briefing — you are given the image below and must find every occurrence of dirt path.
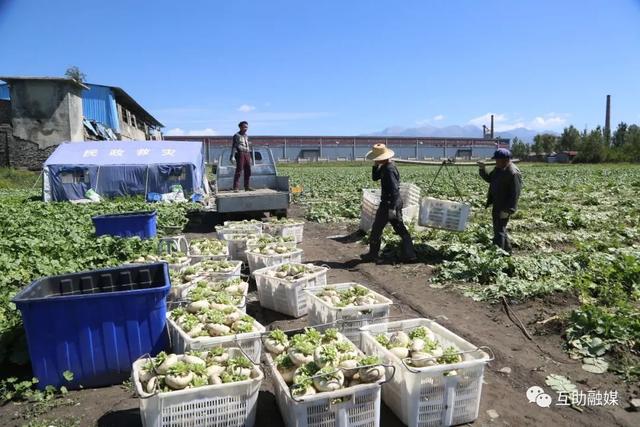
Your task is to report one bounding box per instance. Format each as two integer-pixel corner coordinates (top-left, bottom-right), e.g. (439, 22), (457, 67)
(0, 219), (637, 426)
(301, 221), (638, 427)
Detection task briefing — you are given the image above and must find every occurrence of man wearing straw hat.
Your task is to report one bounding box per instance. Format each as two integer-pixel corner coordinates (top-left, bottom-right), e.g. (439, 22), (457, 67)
(478, 148), (522, 253)
(361, 144), (417, 263)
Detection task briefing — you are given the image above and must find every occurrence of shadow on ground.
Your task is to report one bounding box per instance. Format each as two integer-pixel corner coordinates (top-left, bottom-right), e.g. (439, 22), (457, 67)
(97, 407), (141, 427)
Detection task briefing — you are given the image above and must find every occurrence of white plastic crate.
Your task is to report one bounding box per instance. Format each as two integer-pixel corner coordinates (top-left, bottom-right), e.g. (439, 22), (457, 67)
(360, 318), (491, 427)
(253, 263), (328, 317)
(168, 274), (204, 301)
(359, 183), (421, 232)
(305, 283), (392, 349)
(180, 283), (247, 314)
(246, 239), (296, 253)
(223, 220), (264, 233)
(132, 348), (263, 427)
(359, 192), (419, 232)
(167, 314), (265, 363)
(193, 260), (243, 282)
(221, 234), (261, 262)
(362, 183), (421, 207)
(216, 224), (262, 238)
(189, 254), (229, 263)
(263, 221), (305, 243)
(418, 197), (471, 232)
(245, 248), (304, 273)
(180, 276), (250, 299)
(265, 349), (383, 427)
(157, 235), (190, 256)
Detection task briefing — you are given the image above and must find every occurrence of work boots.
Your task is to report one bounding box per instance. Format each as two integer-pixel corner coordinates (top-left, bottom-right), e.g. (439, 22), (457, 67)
(360, 240), (381, 262)
(399, 235), (418, 262)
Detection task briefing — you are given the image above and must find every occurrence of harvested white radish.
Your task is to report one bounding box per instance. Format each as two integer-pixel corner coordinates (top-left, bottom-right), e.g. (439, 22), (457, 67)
(157, 354), (179, 374)
(389, 346), (409, 359)
(187, 300), (209, 313)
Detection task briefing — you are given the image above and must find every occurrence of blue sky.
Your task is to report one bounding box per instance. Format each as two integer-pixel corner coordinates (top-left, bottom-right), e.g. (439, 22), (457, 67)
(1, 0), (639, 136)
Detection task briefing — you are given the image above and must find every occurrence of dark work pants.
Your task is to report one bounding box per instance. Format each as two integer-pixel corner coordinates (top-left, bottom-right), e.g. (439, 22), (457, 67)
(492, 210), (512, 253)
(233, 152), (252, 190)
(369, 202), (417, 259)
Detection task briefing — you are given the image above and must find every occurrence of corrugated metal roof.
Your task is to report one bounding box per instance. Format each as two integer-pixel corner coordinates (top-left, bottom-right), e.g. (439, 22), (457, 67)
(0, 83), (9, 100)
(108, 85), (164, 128)
(82, 84), (120, 132)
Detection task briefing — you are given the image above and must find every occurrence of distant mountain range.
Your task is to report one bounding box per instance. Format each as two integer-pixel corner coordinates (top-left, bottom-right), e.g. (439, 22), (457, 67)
(366, 125), (558, 143)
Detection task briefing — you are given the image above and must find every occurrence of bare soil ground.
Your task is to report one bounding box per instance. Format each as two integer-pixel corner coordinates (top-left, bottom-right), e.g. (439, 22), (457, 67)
(0, 215), (638, 426)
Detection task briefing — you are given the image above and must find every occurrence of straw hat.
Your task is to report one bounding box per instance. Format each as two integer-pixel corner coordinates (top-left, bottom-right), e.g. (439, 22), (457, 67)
(365, 144), (395, 161)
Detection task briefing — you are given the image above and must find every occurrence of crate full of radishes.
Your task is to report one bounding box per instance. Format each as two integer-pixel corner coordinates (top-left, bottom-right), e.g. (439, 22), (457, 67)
(167, 306), (265, 363)
(254, 263), (328, 317)
(188, 238), (229, 262)
(360, 319), (492, 427)
(263, 218), (305, 243)
(180, 279), (248, 313)
(264, 327), (391, 427)
(192, 259), (243, 282)
(245, 244), (303, 273)
(133, 347), (263, 427)
(305, 283), (392, 348)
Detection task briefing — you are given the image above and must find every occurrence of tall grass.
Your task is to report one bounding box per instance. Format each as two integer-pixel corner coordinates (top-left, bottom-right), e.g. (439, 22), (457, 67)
(0, 168), (41, 190)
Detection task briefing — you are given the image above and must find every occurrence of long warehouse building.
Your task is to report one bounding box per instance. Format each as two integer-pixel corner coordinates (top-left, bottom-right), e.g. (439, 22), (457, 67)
(165, 135), (510, 163)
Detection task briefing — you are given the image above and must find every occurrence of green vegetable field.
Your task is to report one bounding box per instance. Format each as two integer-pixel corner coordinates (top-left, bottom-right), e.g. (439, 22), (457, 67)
(282, 163), (640, 378)
(0, 163), (638, 381)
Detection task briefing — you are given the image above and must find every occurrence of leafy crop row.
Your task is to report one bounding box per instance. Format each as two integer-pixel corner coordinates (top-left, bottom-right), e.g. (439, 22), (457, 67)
(0, 190), (194, 365)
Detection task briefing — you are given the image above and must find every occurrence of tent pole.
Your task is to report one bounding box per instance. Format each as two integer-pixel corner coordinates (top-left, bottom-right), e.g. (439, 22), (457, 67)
(95, 166), (101, 194)
(30, 170), (43, 190)
(144, 166), (150, 200)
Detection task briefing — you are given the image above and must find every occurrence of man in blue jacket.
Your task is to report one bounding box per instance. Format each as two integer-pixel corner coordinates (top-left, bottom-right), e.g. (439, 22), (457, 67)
(361, 144), (417, 262)
(479, 148), (522, 253)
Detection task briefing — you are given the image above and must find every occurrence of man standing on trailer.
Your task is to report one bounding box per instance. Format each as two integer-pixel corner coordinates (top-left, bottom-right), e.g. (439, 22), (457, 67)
(361, 144), (417, 263)
(478, 148), (522, 253)
(230, 121), (254, 192)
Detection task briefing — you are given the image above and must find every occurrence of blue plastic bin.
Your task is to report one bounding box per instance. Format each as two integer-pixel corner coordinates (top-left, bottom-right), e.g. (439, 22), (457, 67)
(12, 263), (170, 389)
(92, 210), (157, 239)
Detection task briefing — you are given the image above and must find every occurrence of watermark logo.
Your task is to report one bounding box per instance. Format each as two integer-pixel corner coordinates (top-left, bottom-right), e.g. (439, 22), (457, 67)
(526, 386), (619, 408)
(527, 386), (552, 407)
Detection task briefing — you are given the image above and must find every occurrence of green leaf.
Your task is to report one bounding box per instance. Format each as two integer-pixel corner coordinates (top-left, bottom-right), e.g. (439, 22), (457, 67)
(62, 370), (74, 382)
(581, 357), (608, 374)
(545, 374), (578, 402)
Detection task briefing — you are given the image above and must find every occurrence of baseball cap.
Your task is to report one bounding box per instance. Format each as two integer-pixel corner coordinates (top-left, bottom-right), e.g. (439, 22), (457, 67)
(491, 148), (512, 159)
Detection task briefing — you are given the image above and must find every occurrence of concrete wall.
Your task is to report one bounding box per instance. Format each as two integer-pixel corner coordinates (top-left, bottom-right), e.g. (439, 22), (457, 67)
(117, 103), (152, 140)
(0, 100), (10, 125)
(119, 119), (147, 140)
(8, 80), (84, 149)
(0, 126), (55, 169)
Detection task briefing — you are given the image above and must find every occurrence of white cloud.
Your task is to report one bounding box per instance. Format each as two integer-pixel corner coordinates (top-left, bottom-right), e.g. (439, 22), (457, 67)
(165, 127), (218, 136)
(468, 112), (568, 131)
(165, 127), (185, 136)
(238, 104), (256, 113)
(415, 114), (445, 126)
(529, 115), (567, 129)
(187, 128), (218, 136)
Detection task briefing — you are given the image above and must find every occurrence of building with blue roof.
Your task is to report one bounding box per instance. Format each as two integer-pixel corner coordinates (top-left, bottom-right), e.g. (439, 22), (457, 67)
(0, 76), (164, 168)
